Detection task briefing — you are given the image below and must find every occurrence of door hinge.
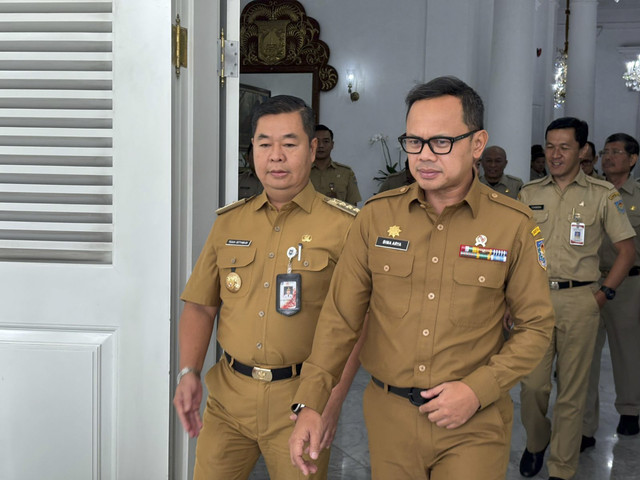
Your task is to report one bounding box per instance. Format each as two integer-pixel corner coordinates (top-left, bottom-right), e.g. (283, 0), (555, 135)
(218, 28), (239, 86)
(172, 14), (188, 78)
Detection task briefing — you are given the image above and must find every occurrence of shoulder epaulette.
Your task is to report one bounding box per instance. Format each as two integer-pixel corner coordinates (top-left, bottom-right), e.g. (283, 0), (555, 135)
(323, 197), (359, 216)
(366, 184), (412, 205)
(506, 174), (524, 182)
(216, 197), (250, 215)
(331, 160), (354, 171)
(487, 191), (533, 218)
(521, 176), (547, 188)
(584, 175), (614, 189)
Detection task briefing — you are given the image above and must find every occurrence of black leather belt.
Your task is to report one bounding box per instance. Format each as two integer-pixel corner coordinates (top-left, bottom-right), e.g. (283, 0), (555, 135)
(224, 352), (302, 382)
(549, 280), (593, 290)
(372, 376), (430, 406)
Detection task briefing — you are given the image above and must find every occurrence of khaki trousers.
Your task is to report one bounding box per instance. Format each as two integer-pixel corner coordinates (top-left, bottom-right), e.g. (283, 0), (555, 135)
(364, 379), (512, 480)
(194, 358), (330, 480)
(520, 285), (600, 479)
(583, 275), (640, 436)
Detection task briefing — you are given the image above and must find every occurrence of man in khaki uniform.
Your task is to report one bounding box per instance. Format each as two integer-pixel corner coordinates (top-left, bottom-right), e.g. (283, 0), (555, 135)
(289, 76), (554, 480)
(582, 133), (640, 450)
(173, 95), (364, 480)
(310, 124), (362, 205)
(518, 118), (636, 480)
(479, 145), (524, 199)
(580, 141), (605, 180)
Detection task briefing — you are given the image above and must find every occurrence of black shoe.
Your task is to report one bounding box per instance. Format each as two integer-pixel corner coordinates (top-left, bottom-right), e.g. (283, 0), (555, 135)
(616, 415), (640, 436)
(519, 445), (547, 477)
(580, 435), (596, 452)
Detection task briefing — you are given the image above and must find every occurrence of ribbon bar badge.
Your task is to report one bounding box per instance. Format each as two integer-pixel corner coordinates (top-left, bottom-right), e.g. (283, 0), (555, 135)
(459, 245), (507, 263)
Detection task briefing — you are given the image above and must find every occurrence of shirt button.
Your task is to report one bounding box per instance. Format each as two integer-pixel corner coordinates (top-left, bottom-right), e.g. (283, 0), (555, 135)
(274, 226), (281, 232)
(256, 343), (262, 349)
(428, 292), (435, 300)
(231, 258), (236, 264)
(478, 276), (486, 283)
(437, 224), (444, 231)
(383, 265), (390, 272)
(422, 329), (430, 336)
(258, 311), (265, 317)
(268, 252), (275, 259)
(491, 193), (498, 198)
(431, 257), (439, 264)
(418, 365), (426, 372)
(303, 261), (309, 267)
(264, 282), (270, 288)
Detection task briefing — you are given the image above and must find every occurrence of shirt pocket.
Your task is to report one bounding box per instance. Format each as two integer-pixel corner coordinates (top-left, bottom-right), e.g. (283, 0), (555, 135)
(370, 251), (414, 318)
(291, 249), (333, 303)
(532, 211), (549, 225)
(627, 209), (640, 229)
(450, 259), (506, 327)
(217, 246), (256, 298)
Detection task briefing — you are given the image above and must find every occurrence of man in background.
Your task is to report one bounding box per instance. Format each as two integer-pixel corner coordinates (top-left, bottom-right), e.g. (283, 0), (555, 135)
(479, 145), (523, 199)
(582, 133), (640, 452)
(580, 141), (605, 180)
(310, 124), (362, 205)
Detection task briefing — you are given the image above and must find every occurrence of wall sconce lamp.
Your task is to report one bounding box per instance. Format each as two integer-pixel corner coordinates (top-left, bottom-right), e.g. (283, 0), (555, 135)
(346, 70), (360, 102)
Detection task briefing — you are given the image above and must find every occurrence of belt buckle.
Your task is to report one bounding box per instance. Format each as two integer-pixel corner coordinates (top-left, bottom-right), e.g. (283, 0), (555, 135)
(407, 387), (427, 406)
(252, 366), (273, 382)
(550, 281), (559, 290)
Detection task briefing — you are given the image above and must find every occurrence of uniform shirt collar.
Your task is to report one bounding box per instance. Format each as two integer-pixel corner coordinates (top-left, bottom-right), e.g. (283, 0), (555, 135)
(311, 159), (336, 170)
(409, 174), (482, 218)
(252, 181), (316, 213)
(539, 168), (588, 188)
(619, 175), (637, 195)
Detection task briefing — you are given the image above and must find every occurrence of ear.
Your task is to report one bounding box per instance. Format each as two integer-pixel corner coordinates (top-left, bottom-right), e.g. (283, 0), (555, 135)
(310, 136), (318, 163)
(471, 130), (489, 160)
(630, 153), (638, 170)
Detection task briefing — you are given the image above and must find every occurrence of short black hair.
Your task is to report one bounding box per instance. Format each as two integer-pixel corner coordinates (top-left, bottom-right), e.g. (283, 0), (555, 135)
(585, 141), (596, 158)
(315, 124), (334, 140)
(405, 76), (484, 130)
(250, 95), (315, 143)
(545, 117), (588, 148)
(605, 133), (639, 156)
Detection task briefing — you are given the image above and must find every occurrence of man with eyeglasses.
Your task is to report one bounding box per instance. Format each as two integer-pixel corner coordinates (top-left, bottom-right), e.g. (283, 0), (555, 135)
(517, 119), (636, 480)
(579, 141), (604, 180)
(582, 133), (640, 451)
(288, 76), (554, 480)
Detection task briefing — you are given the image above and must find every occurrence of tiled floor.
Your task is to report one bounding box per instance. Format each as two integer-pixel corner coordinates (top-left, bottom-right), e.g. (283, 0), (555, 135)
(249, 343), (640, 479)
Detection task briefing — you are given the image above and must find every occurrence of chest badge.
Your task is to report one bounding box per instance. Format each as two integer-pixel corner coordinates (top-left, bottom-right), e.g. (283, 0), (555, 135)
(225, 272), (242, 292)
(475, 234), (488, 247)
(387, 225), (402, 238)
(302, 234), (312, 242)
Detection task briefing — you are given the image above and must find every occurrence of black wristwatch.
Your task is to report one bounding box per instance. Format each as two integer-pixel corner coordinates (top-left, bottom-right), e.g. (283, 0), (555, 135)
(291, 403), (306, 414)
(599, 285), (616, 300)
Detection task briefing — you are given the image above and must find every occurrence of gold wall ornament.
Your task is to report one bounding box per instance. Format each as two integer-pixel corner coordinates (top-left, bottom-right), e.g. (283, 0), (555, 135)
(240, 0), (338, 110)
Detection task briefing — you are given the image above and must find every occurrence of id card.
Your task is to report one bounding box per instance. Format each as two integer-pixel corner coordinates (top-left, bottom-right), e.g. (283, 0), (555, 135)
(276, 273), (301, 316)
(570, 221), (585, 245)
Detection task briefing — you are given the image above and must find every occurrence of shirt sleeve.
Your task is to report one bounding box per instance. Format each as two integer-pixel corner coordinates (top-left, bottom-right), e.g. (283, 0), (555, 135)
(602, 187), (636, 244)
(346, 170), (362, 206)
(181, 222), (222, 307)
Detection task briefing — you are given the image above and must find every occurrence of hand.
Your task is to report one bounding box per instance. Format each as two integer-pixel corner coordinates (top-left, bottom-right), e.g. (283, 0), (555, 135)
(319, 396), (342, 450)
(418, 381), (480, 429)
(502, 309), (513, 331)
(594, 290), (607, 309)
(173, 373), (203, 438)
(289, 407), (323, 476)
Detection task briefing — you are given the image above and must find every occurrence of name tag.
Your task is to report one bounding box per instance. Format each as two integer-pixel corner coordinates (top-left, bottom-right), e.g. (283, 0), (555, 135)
(375, 237), (409, 251)
(529, 205), (544, 211)
(226, 239), (252, 246)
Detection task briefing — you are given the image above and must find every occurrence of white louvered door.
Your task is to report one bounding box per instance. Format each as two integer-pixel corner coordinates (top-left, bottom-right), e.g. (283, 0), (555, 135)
(0, 1), (172, 479)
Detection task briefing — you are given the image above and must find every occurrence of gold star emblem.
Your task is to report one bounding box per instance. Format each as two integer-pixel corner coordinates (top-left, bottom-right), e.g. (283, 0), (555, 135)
(631, 206), (637, 211)
(301, 234), (312, 242)
(387, 225), (402, 238)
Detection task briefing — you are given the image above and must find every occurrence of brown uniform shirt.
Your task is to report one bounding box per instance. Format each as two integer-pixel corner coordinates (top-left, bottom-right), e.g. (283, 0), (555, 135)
(377, 169), (415, 193)
(519, 170), (635, 282)
(294, 178), (554, 412)
(599, 175), (640, 270)
(310, 160), (362, 205)
(181, 182), (357, 367)
(479, 174), (524, 199)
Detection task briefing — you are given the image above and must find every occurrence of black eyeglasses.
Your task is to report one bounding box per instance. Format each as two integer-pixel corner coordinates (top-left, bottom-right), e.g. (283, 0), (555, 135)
(398, 129), (481, 155)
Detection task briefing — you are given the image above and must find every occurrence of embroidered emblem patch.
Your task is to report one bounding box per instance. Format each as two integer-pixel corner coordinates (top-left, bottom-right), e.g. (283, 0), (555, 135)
(615, 199), (626, 214)
(536, 238), (547, 270)
(531, 226), (541, 237)
(609, 192), (621, 200)
(475, 235), (488, 247)
(459, 245), (507, 263)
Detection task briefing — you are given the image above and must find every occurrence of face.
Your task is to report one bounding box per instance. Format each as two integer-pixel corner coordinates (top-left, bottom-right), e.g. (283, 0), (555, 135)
(532, 157), (546, 173)
(252, 111), (316, 202)
(481, 147), (507, 180)
(544, 128), (587, 183)
(579, 145), (596, 174)
(406, 95), (487, 198)
(314, 130), (334, 161)
(601, 141), (637, 177)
